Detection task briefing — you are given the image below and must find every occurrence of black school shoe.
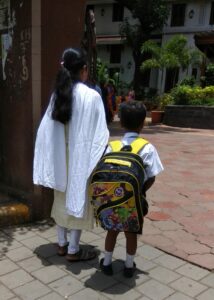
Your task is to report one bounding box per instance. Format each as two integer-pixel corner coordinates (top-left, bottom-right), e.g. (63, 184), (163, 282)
(100, 258), (113, 276)
(123, 262), (136, 278)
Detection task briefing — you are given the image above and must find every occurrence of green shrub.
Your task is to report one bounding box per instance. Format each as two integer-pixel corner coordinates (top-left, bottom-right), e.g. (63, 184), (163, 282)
(204, 64), (214, 86)
(171, 85), (192, 105)
(180, 76), (196, 87)
(156, 93), (174, 109)
(190, 98), (214, 106)
(203, 86), (214, 98)
(170, 85), (214, 105)
(205, 98), (214, 105)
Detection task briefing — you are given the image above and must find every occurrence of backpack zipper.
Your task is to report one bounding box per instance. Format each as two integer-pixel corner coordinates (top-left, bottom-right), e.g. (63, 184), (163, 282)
(100, 154), (145, 172)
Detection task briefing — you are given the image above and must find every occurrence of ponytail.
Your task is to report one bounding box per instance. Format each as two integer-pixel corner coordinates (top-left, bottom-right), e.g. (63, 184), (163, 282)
(52, 67), (72, 124)
(51, 47), (87, 124)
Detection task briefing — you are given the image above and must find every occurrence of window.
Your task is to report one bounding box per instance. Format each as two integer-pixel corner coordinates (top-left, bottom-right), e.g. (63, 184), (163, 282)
(210, 2), (214, 24)
(112, 4), (124, 22)
(110, 45), (122, 64)
(192, 68), (198, 79)
(171, 4), (186, 27)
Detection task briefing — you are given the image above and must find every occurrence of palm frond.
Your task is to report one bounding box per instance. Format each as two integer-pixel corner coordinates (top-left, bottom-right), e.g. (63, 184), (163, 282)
(141, 40), (161, 58)
(141, 58), (161, 71)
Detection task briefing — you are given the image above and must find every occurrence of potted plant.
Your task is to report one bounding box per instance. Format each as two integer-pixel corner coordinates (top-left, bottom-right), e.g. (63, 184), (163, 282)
(151, 110), (165, 124)
(151, 93), (174, 124)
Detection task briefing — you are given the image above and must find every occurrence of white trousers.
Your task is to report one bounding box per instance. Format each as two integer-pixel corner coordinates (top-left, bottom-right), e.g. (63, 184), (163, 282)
(57, 225), (82, 254)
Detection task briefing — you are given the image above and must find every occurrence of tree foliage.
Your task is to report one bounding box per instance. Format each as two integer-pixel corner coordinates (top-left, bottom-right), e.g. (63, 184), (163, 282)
(115, 0), (169, 95)
(204, 63), (214, 86)
(141, 35), (203, 72)
(116, 0), (169, 38)
(96, 58), (109, 84)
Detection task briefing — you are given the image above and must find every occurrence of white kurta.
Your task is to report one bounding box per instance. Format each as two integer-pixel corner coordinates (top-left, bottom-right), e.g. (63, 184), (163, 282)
(51, 190), (94, 230)
(65, 83), (109, 217)
(33, 83), (109, 227)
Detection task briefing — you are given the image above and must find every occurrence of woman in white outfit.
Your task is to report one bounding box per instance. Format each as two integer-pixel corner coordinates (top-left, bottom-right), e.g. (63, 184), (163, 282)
(33, 48), (109, 261)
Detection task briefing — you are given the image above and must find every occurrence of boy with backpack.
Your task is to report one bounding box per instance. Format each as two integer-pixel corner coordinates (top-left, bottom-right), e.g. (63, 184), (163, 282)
(90, 100), (163, 277)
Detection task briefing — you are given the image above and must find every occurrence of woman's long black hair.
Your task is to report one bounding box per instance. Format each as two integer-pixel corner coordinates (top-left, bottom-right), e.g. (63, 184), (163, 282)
(52, 48), (87, 124)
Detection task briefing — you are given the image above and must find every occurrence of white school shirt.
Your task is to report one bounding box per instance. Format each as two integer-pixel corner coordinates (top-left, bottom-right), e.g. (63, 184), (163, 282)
(107, 132), (164, 183)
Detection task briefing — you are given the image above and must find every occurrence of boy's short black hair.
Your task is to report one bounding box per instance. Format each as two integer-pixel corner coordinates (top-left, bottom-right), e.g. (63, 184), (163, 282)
(120, 100), (147, 131)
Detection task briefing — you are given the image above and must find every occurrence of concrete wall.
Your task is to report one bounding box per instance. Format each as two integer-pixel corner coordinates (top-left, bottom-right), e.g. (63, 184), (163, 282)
(0, 0), (87, 220)
(34, 0), (87, 219)
(0, 0), (33, 196)
(41, 0), (86, 114)
(164, 1), (213, 34)
(163, 105), (214, 129)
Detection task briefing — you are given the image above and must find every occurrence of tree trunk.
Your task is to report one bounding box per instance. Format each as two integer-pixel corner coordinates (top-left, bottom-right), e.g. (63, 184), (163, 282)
(133, 50), (144, 98)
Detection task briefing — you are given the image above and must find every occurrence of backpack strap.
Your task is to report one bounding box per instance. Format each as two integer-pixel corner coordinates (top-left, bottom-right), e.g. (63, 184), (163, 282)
(109, 138), (149, 154)
(109, 140), (123, 152)
(130, 138), (149, 154)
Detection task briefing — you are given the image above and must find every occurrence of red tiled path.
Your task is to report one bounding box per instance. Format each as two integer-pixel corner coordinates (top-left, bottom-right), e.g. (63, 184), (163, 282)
(109, 121), (214, 270)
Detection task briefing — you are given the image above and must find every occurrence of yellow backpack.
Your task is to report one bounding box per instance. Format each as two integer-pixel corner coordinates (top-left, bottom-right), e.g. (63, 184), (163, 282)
(89, 138), (149, 232)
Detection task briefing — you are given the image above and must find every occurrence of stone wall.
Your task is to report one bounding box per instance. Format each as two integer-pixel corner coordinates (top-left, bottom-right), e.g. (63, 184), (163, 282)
(163, 105), (214, 129)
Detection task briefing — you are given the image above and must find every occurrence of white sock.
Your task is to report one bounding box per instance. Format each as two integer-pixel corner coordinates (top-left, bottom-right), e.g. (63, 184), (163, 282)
(68, 229), (82, 254)
(57, 225), (68, 247)
(125, 253), (135, 268)
(103, 251), (113, 266)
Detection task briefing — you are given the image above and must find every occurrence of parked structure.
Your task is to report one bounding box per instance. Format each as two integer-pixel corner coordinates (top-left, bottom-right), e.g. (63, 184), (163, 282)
(87, 0), (214, 93)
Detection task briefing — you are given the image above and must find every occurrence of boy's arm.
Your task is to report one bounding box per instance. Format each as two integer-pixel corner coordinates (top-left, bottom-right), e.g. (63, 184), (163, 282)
(140, 143), (163, 196)
(142, 176), (155, 195)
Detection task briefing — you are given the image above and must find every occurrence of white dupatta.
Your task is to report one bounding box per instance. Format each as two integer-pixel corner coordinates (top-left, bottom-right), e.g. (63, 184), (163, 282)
(33, 83), (109, 218)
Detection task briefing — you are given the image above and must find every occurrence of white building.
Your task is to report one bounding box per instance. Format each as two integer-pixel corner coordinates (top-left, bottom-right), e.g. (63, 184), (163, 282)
(87, 0), (214, 94)
(162, 1), (214, 93)
(87, 0), (134, 85)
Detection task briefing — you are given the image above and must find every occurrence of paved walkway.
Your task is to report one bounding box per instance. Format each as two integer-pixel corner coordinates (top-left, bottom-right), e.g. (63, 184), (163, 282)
(0, 121), (214, 300)
(1, 221), (214, 300)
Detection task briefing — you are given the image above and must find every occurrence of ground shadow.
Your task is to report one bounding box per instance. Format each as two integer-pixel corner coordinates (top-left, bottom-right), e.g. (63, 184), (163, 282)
(34, 243), (101, 276)
(84, 259), (149, 293)
(0, 219), (55, 259)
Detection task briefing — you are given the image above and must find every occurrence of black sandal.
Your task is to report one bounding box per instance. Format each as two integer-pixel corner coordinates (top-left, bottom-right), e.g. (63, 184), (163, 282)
(123, 262), (136, 278)
(100, 258), (113, 276)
